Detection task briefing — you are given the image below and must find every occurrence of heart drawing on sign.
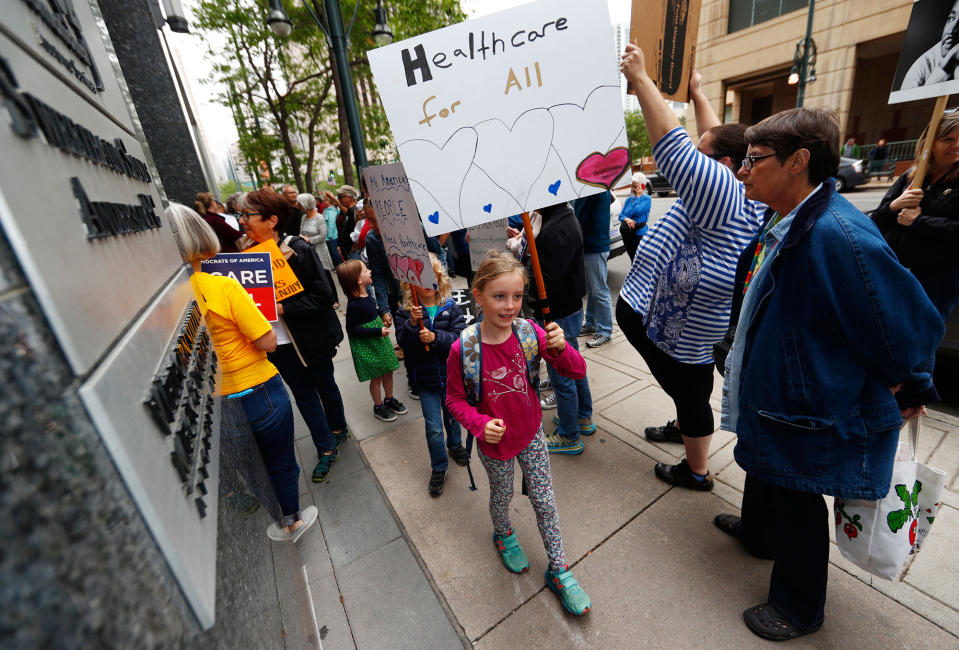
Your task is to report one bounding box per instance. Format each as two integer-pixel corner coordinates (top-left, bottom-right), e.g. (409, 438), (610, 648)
(575, 147), (631, 190)
(428, 211), (440, 224)
(548, 179), (561, 195)
(483, 203), (492, 213)
(409, 258), (424, 284)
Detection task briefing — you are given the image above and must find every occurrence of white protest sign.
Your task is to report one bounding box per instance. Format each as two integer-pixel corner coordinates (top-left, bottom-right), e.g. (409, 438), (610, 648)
(362, 162), (439, 290)
(467, 218), (509, 271)
(889, 0), (959, 104)
(367, 0), (630, 236)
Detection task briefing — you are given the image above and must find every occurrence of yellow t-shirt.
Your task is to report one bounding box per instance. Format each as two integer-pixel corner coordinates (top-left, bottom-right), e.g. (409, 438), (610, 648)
(189, 272), (278, 395)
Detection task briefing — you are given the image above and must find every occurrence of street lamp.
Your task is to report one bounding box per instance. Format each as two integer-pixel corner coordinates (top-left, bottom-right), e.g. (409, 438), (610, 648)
(267, 0), (293, 37)
(788, 0), (817, 107)
(371, 0), (394, 46)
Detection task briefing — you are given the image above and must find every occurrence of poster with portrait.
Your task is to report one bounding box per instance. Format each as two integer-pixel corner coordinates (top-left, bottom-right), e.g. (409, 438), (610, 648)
(889, 0), (959, 104)
(367, 0), (630, 236)
(362, 162), (439, 290)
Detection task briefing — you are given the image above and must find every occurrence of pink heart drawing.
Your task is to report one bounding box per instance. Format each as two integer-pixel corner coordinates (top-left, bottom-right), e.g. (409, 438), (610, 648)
(409, 258), (424, 284)
(575, 147), (631, 190)
(396, 256), (411, 280)
(388, 253), (400, 277)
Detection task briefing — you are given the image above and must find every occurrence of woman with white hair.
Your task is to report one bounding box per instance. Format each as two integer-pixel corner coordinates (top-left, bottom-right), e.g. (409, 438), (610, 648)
(618, 172), (651, 261)
(296, 192), (335, 271)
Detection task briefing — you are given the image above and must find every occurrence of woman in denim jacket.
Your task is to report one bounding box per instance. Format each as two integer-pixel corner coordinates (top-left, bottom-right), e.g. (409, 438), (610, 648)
(717, 108), (943, 642)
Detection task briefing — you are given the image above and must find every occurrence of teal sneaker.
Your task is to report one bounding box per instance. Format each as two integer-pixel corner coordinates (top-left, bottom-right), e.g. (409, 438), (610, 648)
(552, 415), (597, 436)
(545, 430), (584, 455)
(545, 566), (591, 615)
(332, 426), (351, 449)
(493, 530), (529, 573)
(312, 449), (339, 483)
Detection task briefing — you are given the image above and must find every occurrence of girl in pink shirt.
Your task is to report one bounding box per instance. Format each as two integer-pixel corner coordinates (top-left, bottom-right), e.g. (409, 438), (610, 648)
(446, 251), (591, 616)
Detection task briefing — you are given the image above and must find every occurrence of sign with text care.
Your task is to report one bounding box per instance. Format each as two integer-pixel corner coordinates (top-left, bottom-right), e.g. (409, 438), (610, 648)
(889, 0), (959, 104)
(200, 253), (277, 321)
(367, 0), (630, 236)
(628, 0), (702, 103)
(467, 218), (509, 271)
(244, 239), (304, 302)
(362, 162), (439, 290)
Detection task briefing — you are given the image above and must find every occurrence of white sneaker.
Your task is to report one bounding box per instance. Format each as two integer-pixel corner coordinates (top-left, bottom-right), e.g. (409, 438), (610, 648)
(540, 392), (558, 410)
(266, 505), (318, 543)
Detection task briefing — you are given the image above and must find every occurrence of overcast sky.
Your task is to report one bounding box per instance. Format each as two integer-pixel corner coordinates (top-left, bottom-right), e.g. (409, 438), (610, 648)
(169, 0), (633, 182)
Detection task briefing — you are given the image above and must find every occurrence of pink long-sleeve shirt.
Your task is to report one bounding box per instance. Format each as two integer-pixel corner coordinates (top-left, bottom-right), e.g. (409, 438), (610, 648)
(446, 322), (587, 460)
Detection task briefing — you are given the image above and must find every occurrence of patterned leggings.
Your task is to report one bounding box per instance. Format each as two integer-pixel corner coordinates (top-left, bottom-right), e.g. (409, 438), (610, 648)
(478, 427), (567, 571)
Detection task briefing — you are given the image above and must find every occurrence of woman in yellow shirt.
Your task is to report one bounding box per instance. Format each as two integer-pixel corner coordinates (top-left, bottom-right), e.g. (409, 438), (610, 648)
(168, 203), (316, 543)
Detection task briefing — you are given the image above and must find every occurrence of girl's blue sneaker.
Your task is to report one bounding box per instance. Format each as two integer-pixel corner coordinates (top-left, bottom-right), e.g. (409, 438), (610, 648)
(552, 415), (597, 435)
(545, 566), (591, 615)
(493, 530), (529, 573)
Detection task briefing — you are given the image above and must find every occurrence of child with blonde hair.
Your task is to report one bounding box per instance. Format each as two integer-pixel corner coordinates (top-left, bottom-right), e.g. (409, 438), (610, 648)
(445, 250), (591, 616)
(336, 259), (405, 422)
(394, 254), (468, 495)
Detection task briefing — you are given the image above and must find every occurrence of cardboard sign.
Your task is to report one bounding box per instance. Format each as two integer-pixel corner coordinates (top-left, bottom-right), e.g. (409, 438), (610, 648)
(367, 0), (630, 236)
(628, 0), (702, 103)
(200, 252), (278, 321)
(362, 163), (440, 290)
(467, 218), (509, 271)
(889, 0), (959, 104)
(244, 238), (304, 301)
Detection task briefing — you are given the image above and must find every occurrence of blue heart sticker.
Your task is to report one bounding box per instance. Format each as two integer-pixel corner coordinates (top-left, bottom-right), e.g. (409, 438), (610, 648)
(483, 203), (492, 213)
(428, 211), (440, 224)
(548, 180), (561, 195)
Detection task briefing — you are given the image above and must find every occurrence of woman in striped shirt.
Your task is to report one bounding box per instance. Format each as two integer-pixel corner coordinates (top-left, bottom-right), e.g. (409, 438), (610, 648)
(618, 43), (765, 490)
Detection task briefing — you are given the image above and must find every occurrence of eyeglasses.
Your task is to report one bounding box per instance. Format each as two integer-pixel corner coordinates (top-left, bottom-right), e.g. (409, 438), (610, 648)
(238, 211), (261, 221)
(740, 153), (777, 171)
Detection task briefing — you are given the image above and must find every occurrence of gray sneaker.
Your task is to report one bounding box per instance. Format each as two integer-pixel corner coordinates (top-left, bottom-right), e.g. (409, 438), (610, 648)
(586, 334), (611, 348)
(540, 392), (558, 410)
(538, 375), (552, 391)
(579, 325), (597, 337)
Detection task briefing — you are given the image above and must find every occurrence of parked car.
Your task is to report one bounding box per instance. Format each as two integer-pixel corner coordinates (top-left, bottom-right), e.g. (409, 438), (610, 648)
(834, 156), (865, 192)
(646, 170), (673, 197)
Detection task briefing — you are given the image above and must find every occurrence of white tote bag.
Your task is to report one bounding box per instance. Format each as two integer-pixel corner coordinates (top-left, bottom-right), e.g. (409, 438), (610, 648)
(833, 416), (946, 580)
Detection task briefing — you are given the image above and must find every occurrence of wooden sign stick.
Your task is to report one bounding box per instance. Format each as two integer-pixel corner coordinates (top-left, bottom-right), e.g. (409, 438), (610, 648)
(410, 289), (430, 351)
(521, 211), (562, 355)
(910, 95), (950, 190)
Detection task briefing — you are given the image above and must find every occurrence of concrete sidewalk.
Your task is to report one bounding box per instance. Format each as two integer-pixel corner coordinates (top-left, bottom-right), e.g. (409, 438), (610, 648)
(270, 296), (959, 648)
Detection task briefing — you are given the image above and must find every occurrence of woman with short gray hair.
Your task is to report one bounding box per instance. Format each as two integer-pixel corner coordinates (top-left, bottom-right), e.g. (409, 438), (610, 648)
(296, 192), (335, 271)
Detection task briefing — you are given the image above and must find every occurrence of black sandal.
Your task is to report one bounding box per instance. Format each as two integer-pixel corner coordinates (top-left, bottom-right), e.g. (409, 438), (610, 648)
(743, 603), (822, 642)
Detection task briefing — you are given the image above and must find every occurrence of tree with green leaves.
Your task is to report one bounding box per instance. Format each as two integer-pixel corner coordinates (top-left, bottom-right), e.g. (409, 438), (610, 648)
(193, 0), (465, 192)
(624, 110), (651, 164)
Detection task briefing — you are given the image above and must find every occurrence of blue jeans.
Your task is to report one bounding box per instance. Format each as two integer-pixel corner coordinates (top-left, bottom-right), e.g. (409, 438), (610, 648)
(235, 374), (301, 524)
(420, 388), (462, 471)
(268, 344), (338, 453)
(583, 252), (613, 337)
(327, 239), (343, 265)
(538, 310), (592, 440)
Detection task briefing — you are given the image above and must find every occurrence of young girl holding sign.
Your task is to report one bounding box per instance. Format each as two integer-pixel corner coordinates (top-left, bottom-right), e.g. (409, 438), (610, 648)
(394, 254), (469, 496)
(445, 251), (591, 616)
(336, 259), (406, 422)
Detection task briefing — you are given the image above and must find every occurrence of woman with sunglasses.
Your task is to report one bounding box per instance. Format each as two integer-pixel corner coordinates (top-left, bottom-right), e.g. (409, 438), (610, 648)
(720, 107), (942, 641)
(618, 44), (765, 491)
(871, 110), (959, 332)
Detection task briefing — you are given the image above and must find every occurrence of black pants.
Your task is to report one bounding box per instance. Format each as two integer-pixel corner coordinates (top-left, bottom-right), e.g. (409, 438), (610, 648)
(615, 298), (715, 437)
(741, 474), (829, 631)
(619, 221), (644, 262)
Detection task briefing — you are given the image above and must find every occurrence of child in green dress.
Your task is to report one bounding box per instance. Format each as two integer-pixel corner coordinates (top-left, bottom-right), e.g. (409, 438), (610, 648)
(336, 259), (405, 422)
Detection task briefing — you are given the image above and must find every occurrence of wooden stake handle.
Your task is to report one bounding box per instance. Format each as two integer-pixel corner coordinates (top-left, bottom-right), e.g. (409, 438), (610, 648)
(910, 95), (950, 190)
(411, 290), (429, 351)
(521, 211), (561, 355)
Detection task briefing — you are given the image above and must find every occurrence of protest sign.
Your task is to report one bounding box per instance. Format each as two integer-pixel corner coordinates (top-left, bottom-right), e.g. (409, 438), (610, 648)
(362, 162), (440, 289)
(245, 238), (304, 301)
(367, 0), (630, 236)
(200, 252), (277, 321)
(628, 0), (702, 103)
(467, 218), (509, 271)
(889, 0), (959, 104)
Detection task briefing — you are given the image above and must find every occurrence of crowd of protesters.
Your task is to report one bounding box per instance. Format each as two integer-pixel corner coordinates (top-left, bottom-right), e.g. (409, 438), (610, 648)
(167, 41), (956, 637)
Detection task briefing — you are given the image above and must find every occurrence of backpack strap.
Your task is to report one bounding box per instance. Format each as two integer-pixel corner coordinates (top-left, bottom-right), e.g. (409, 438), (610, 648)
(512, 318), (541, 396)
(459, 323), (482, 407)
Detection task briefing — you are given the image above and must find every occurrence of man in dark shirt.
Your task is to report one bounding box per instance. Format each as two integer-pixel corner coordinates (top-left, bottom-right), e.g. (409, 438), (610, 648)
(282, 184), (303, 236)
(336, 185), (360, 260)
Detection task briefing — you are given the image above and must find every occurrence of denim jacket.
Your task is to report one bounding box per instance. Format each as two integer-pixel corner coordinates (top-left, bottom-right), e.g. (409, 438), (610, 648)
(727, 180), (943, 500)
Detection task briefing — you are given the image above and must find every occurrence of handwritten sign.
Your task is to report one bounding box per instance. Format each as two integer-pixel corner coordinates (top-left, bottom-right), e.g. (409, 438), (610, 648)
(467, 218), (509, 271)
(200, 252), (278, 321)
(362, 162), (439, 289)
(245, 238), (304, 301)
(367, 0), (630, 236)
(889, 0), (959, 104)
(629, 0), (702, 103)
